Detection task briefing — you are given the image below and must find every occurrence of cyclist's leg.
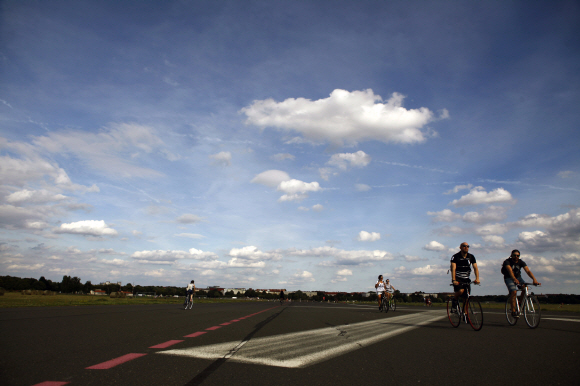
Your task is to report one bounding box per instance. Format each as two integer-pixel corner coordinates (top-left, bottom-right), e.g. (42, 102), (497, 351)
(377, 293), (382, 309)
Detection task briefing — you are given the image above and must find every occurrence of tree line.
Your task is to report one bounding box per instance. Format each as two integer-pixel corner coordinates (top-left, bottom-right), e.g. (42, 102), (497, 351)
(1, 275), (579, 304)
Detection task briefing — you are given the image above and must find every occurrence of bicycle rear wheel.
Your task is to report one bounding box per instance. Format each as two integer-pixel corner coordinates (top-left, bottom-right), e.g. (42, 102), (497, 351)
(447, 297), (460, 327)
(184, 299), (189, 310)
(524, 295), (541, 329)
(466, 297), (483, 331)
(505, 298), (518, 325)
(382, 296), (389, 313)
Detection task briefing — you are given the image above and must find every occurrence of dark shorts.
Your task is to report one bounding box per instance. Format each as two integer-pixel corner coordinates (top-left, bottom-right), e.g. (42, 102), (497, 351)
(186, 289), (193, 295)
(453, 279), (471, 294)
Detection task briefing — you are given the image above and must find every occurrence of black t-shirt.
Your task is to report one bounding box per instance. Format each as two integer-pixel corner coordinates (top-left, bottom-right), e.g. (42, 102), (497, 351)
(451, 252), (476, 281)
(502, 257), (527, 279)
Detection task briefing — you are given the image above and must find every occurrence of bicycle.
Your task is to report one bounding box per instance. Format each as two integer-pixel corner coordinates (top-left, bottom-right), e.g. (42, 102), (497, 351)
(184, 294), (193, 310)
(280, 297), (285, 305)
(505, 283), (541, 328)
(381, 292), (396, 312)
(447, 282), (483, 331)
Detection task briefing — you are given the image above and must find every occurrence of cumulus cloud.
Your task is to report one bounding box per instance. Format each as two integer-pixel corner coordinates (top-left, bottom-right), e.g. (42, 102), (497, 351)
(251, 170), (291, 188)
(312, 204), (324, 212)
(288, 246), (393, 266)
(55, 220), (118, 237)
(482, 235), (505, 247)
(358, 231), (381, 242)
(241, 89), (443, 146)
(327, 151), (371, 170)
(462, 206), (508, 224)
(451, 187), (515, 207)
(423, 241), (446, 251)
(209, 151), (232, 166)
(132, 248), (218, 264)
(427, 209), (461, 223)
(277, 179), (321, 202)
(337, 269), (353, 276)
(7, 263), (45, 271)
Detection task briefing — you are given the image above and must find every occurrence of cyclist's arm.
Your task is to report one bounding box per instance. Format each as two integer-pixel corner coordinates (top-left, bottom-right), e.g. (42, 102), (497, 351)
(505, 265), (519, 284)
(523, 266), (540, 286)
(473, 263), (480, 284)
(451, 262), (457, 284)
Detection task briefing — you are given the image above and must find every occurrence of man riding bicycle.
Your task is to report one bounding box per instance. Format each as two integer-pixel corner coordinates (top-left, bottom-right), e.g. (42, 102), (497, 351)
(186, 280), (196, 303)
(502, 249), (540, 318)
(450, 242), (480, 312)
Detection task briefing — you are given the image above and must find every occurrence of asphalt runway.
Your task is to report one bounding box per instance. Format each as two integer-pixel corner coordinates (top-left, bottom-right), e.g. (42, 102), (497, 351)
(1, 301), (579, 386)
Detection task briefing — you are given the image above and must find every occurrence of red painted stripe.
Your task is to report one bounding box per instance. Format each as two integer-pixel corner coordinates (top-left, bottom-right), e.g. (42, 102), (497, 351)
(149, 340), (184, 349)
(205, 326), (221, 330)
(32, 382), (69, 386)
(184, 331), (207, 338)
(86, 353), (147, 370)
(230, 319), (240, 322)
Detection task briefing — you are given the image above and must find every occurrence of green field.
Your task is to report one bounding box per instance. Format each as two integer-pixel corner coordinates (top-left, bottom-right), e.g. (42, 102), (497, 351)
(0, 292), (253, 308)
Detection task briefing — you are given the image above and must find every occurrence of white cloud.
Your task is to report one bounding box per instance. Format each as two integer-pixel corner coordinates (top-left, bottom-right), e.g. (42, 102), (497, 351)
(251, 170), (291, 188)
(475, 223), (508, 235)
(209, 151), (232, 166)
(241, 89), (442, 146)
(463, 206), (508, 224)
(176, 214), (203, 224)
(557, 171), (575, 178)
(355, 184), (371, 192)
(444, 184), (473, 195)
(132, 248), (217, 264)
(427, 209), (461, 223)
(55, 220), (118, 237)
(227, 246), (280, 261)
(312, 204), (324, 212)
(7, 263), (45, 271)
(289, 246), (393, 266)
(327, 151), (371, 170)
(410, 264), (446, 276)
(451, 187), (515, 207)
(482, 235), (505, 246)
(270, 153), (295, 161)
(6, 189), (68, 205)
(277, 179), (321, 202)
(423, 241), (446, 251)
(357, 231), (381, 242)
(175, 233), (205, 239)
(337, 269), (353, 276)
(101, 258), (129, 267)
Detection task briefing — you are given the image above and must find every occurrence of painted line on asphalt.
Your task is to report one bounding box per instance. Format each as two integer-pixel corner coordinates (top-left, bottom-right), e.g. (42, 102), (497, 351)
(544, 317), (580, 323)
(206, 326), (222, 330)
(160, 310), (446, 368)
(149, 340), (184, 349)
(86, 353), (147, 370)
(185, 331), (207, 338)
(32, 382), (69, 386)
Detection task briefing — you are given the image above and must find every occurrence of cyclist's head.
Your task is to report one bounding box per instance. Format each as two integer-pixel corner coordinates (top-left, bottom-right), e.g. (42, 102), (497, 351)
(191, 280), (195, 284)
(378, 275), (383, 280)
(386, 279), (389, 282)
(510, 250), (520, 258)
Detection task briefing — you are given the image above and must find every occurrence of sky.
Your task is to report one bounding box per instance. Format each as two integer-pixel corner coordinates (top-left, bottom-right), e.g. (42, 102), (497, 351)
(1, 0), (579, 295)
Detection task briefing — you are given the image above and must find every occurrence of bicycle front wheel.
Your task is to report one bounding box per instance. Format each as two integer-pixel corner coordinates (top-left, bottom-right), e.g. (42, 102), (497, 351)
(505, 298), (518, 326)
(466, 297), (483, 331)
(382, 296), (389, 313)
(524, 295), (541, 329)
(447, 297), (460, 328)
(184, 300), (189, 310)
(391, 297), (396, 311)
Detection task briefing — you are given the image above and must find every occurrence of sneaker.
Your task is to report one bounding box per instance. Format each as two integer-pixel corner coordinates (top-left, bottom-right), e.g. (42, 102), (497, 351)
(512, 311), (520, 318)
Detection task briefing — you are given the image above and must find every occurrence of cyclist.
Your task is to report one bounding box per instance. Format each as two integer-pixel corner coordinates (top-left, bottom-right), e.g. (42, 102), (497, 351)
(384, 278), (396, 304)
(375, 275), (386, 311)
(186, 280), (196, 304)
(450, 242), (480, 312)
(279, 289), (285, 304)
(502, 249), (540, 318)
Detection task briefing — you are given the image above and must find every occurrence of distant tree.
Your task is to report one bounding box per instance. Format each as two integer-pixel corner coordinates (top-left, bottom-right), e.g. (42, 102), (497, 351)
(225, 290), (234, 298)
(61, 276), (72, 293)
(83, 280), (93, 293)
(244, 289), (257, 298)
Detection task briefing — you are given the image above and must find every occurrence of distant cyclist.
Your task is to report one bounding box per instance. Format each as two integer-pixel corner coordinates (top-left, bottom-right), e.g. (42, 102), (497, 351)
(375, 275), (386, 311)
(384, 278), (396, 303)
(186, 280), (196, 304)
(450, 242), (480, 312)
(280, 289), (285, 304)
(502, 249), (540, 318)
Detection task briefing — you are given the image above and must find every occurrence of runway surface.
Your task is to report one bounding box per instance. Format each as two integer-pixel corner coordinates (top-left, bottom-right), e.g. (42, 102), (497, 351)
(1, 301), (578, 386)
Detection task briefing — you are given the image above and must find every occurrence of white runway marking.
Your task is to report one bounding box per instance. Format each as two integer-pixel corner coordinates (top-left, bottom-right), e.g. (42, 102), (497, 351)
(544, 317), (580, 323)
(159, 310), (445, 368)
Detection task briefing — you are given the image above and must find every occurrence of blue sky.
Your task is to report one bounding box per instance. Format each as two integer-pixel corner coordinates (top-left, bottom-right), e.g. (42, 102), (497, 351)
(1, 0), (579, 295)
